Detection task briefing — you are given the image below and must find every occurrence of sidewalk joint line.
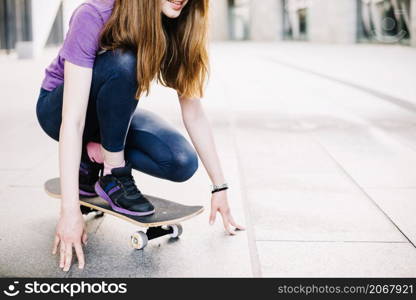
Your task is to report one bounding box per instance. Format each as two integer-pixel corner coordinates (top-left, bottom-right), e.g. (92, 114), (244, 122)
(224, 85), (262, 278)
(315, 139), (416, 249)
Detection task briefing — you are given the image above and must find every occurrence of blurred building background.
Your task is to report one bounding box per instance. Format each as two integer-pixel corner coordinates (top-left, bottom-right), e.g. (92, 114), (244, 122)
(214, 0), (415, 45)
(0, 0), (415, 56)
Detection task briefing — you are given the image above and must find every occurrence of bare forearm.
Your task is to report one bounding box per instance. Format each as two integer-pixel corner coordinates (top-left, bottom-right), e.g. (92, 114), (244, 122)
(182, 111), (225, 185)
(58, 61), (92, 215)
(178, 98), (244, 235)
(59, 122), (84, 214)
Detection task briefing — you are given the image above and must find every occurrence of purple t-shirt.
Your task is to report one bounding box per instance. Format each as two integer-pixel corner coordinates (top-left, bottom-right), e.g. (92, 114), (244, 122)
(41, 0), (115, 91)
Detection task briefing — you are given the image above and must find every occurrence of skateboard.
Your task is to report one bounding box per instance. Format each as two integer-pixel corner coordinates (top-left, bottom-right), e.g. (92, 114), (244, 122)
(44, 178), (204, 250)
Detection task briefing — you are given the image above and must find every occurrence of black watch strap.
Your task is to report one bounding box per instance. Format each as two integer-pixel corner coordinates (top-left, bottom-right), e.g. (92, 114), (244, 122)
(211, 186), (228, 194)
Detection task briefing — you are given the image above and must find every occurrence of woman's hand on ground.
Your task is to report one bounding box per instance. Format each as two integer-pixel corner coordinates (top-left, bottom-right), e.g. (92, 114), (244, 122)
(209, 190), (245, 235)
(52, 208), (88, 272)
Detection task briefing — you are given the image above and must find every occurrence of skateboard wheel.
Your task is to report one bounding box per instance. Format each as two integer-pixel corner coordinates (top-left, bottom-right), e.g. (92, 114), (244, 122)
(130, 231), (148, 250)
(169, 224), (183, 238)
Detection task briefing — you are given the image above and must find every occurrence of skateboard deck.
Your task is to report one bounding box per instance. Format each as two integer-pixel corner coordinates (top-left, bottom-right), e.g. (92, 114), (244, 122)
(44, 178), (204, 228)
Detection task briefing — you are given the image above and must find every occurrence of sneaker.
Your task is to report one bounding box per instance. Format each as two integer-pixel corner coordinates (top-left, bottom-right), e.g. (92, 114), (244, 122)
(94, 161), (155, 216)
(79, 160), (104, 197)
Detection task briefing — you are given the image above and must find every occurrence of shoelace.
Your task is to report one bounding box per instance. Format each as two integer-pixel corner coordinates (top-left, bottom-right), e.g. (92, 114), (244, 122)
(118, 174), (142, 196)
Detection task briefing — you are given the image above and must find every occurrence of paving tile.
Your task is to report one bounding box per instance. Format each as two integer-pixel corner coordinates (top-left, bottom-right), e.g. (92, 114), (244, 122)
(0, 187), (103, 277)
(0, 170), (24, 192)
(257, 241), (416, 277)
(0, 117), (57, 170)
(314, 128), (416, 188)
(248, 189), (405, 242)
(255, 43), (416, 104)
(234, 130), (340, 179)
(70, 210), (250, 278)
(12, 151), (59, 187)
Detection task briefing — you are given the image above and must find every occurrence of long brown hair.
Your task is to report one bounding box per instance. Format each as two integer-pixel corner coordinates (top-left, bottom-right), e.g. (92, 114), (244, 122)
(100, 0), (210, 100)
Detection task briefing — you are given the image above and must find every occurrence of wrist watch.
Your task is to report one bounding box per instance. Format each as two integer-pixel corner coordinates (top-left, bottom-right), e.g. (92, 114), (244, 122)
(211, 183), (229, 193)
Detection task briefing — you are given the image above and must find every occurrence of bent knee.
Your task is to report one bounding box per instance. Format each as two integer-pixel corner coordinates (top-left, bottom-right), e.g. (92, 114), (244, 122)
(106, 49), (137, 81)
(166, 150), (199, 182)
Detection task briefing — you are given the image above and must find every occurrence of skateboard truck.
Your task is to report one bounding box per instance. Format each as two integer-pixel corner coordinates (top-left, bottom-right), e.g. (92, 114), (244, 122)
(80, 205), (104, 217)
(80, 207), (184, 250)
(130, 224), (183, 250)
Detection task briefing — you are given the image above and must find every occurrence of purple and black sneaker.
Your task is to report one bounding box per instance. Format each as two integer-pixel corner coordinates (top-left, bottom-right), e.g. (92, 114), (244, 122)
(94, 161), (155, 216)
(79, 159), (103, 197)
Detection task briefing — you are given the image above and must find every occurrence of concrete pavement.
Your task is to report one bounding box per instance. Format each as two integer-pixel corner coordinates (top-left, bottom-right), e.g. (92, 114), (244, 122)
(0, 42), (416, 277)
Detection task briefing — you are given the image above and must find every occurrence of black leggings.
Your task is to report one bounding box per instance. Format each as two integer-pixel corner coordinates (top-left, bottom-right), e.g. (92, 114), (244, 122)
(36, 49), (198, 182)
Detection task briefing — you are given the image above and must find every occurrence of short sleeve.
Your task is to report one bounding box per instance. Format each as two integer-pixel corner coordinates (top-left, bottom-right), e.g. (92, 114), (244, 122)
(60, 4), (104, 68)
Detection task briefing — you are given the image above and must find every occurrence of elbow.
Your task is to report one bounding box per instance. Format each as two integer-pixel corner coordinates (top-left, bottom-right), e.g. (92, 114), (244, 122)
(182, 109), (204, 125)
(180, 96), (203, 117)
(181, 102), (204, 124)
